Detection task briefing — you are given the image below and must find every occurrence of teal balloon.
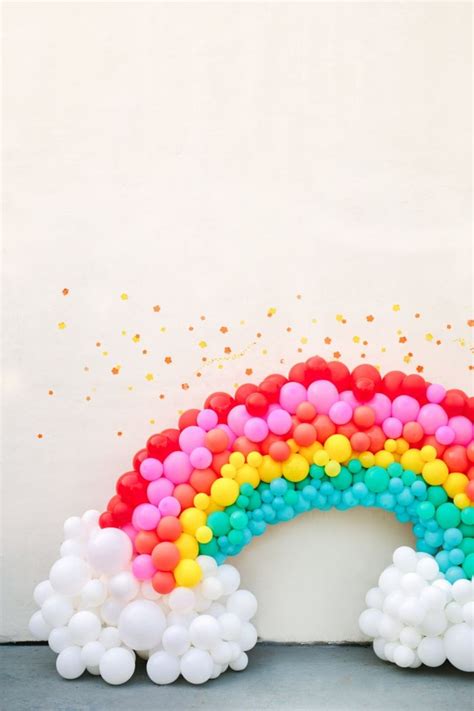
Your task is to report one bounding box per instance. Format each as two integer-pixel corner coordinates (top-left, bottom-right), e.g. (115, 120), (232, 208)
(365, 466), (389, 493)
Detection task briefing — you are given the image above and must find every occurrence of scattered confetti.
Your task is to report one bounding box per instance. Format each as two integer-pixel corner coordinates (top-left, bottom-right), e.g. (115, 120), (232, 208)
(399, 336), (407, 344)
(57, 322), (66, 330)
(181, 383), (189, 390)
(324, 337), (332, 345)
(153, 305), (161, 313)
(62, 288), (69, 296)
(145, 373), (154, 381)
(132, 334), (140, 343)
(366, 315), (374, 322)
(198, 341), (207, 349)
(392, 304), (400, 312)
(300, 337), (308, 345)
(111, 366), (121, 375)
(416, 365), (424, 373)
(48, 390), (54, 396)
(37, 434), (44, 439)
(352, 336), (360, 344)
(267, 307), (276, 317)
(164, 356), (172, 364)
(415, 313), (421, 319)
(245, 368), (253, 376)
(468, 320), (474, 327)
(333, 351), (341, 359)
(219, 326), (228, 334)
(425, 333), (434, 342)
(120, 293), (128, 301)
(116, 431), (123, 437)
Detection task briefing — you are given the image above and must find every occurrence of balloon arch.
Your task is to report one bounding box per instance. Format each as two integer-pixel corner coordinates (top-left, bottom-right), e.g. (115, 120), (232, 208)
(30, 357), (474, 683)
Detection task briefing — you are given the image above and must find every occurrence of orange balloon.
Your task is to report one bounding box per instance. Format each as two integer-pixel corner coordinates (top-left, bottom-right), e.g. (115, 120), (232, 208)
(269, 441), (291, 462)
(211, 450), (230, 474)
(151, 542), (180, 571)
(204, 428), (229, 453)
(351, 432), (371, 452)
(313, 414), (336, 442)
(190, 467), (217, 494)
(293, 423), (316, 447)
(353, 406), (375, 429)
(173, 484), (196, 510)
(233, 436), (259, 457)
(135, 530), (159, 555)
(402, 421), (424, 444)
(296, 401), (316, 422)
(157, 516), (182, 541)
(152, 570), (175, 594)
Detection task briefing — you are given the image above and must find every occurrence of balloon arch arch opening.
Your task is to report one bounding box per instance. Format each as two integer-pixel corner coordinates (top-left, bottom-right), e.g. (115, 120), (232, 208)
(30, 357), (474, 683)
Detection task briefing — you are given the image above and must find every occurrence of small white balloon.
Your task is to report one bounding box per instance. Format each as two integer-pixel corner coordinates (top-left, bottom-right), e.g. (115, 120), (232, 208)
(218, 613), (242, 641)
(417, 636), (446, 667)
(358, 609), (383, 638)
(29, 611), (52, 640)
(64, 516), (83, 540)
(393, 547), (418, 573)
(201, 577), (224, 601)
(147, 651), (181, 685)
(56, 646), (86, 680)
(230, 651), (248, 671)
(68, 611), (101, 646)
(141, 580), (161, 601)
(49, 626), (73, 653)
(416, 557), (439, 581)
(33, 580), (54, 607)
(99, 647), (135, 685)
(99, 626), (122, 649)
(372, 637), (387, 661)
(49, 555), (90, 596)
(180, 648), (213, 684)
(399, 597), (425, 626)
(238, 622), (258, 652)
(393, 645), (415, 668)
(109, 572), (140, 602)
(60, 540), (84, 558)
(162, 625), (190, 656)
(399, 626), (421, 649)
(81, 579), (107, 608)
(196, 555), (218, 577)
(189, 615), (220, 650)
(420, 610), (447, 637)
(216, 565), (240, 595)
(87, 528), (132, 575)
(82, 510), (100, 529)
(210, 662), (223, 679)
(419, 586), (446, 611)
(378, 566), (402, 594)
(42, 594), (74, 627)
(100, 598), (126, 626)
(210, 640), (232, 665)
(452, 579), (474, 605)
(445, 601), (464, 624)
(81, 641), (106, 667)
(379, 615), (402, 642)
(168, 587), (195, 613)
(365, 587), (384, 610)
(226, 591), (257, 621)
(462, 601), (474, 626)
(382, 591), (405, 617)
(118, 600), (166, 650)
(401, 573), (426, 596)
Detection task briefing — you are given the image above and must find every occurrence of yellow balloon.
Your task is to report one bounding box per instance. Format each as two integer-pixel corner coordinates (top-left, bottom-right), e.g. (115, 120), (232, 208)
(374, 450), (394, 468)
(359, 451), (375, 469)
(195, 525), (213, 544)
(325, 460), (341, 478)
(396, 438), (409, 454)
(211, 477), (239, 507)
(179, 507), (206, 535)
(454, 493), (471, 510)
(229, 451), (245, 469)
(235, 463), (260, 488)
(324, 434), (351, 463)
(400, 449), (424, 474)
(194, 493), (210, 511)
(299, 441), (322, 463)
(313, 450), (330, 467)
(384, 439), (397, 453)
(175, 533), (199, 560)
(221, 463), (237, 479)
(174, 559), (203, 587)
(258, 455), (282, 483)
(282, 453), (309, 482)
(247, 451), (263, 468)
(420, 445), (437, 463)
(422, 459), (449, 486)
(444, 473), (468, 499)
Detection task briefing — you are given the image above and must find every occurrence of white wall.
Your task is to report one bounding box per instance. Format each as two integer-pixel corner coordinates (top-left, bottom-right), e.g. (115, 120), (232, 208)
(2, 2), (471, 642)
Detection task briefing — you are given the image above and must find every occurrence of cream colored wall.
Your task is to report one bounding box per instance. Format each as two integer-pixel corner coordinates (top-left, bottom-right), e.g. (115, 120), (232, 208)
(2, 1), (471, 641)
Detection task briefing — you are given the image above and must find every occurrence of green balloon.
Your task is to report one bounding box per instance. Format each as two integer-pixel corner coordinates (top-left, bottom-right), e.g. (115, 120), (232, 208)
(332, 468), (352, 491)
(229, 510), (248, 530)
(461, 508), (474, 526)
(365, 466), (389, 494)
(427, 486), (448, 507)
(417, 501), (435, 521)
(435, 502), (461, 530)
(462, 552), (474, 579)
(207, 511), (231, 536)
(460, 538), (474, 556)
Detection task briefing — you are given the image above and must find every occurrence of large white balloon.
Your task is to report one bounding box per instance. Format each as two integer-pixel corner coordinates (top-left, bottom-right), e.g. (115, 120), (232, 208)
(417, 636), (446, 667)
(226, 590), (257, 621)
(147, 651), (181, 685)
(118, 600), (166, 650)
(68, 611), (101, 646)
(56, 646), (86, 680)
(87, 528), (132, 575)
(189, 615), (220, 650)
(444, 624), (474, 672)
(99, 647), (135, 685)
(49, 556), (90, 596)
(180, 648), (213, 684)
(162, 625), (190, 656)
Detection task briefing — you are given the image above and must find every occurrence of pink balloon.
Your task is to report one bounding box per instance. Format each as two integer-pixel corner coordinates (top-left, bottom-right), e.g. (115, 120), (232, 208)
(427, 383), (446, 404)
(340, 390), (359, 408)
(163, 451), (192, 484)
(217, 423), (236, 446)
(449, 416), (472, 445)
(368, 393), (392, 424)
(435, 425), (455, 445)
(139, 458), (163, 482)
(279, 382), (307, 414)
(179, 426), (206, 454)
(267, 408), (292, 435)
(122, 523), (138, 547)
(189, 446), (213, 469)
(307, 380), (339, 414)
(158, 496), (181, 517)
(197, 409), (218, 431)
(392, 396), (420, 424)
(382, 417), (403, 439)
(329, 401), (352, 425)
(147, 478), (174, 506)
(132, 554), (156, 580)
(227, 405), (252, 436)
(132, 503), (161, 531)
(244, 417), (269, 442)
(417, 403), (448, 435)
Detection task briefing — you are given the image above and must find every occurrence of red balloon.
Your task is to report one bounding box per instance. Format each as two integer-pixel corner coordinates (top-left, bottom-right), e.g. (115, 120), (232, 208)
(204, 392), (235, 422)
(235, 383), (258, 404)
(190, 468), (218, 494)
(147, 432), (179, 461)
(173, 484), (197, 510)
(111, 501), (132, 526)
(258, 378), (283, 403)
(365, 425), (386, 452)
(260, 433), (282, 454)
(135, 530), (159, 554)
(99, 511), (115, 528)
(443, 445), (468, 473)
(152, 570), (175, 594)
(422, 435), (446, 457)
(306, 356), (330, 384)
(327, 361), (351, 391)
(353, 406), (375, 429)
(263, 374), (288, 387)
(296, 401), (317, 422)
(288, 362), (308, 385)
(313, 414), (336, 442)
(442, 389), (467, 418)
(157, 516), (182, 542)
(178, 409), (200, 430)
(351, 432), (370, 452)
(353, 377), (376, 403)
(352, 364), (382, 387)
(269, 441), (291, 461)
(233, 436), (259, 457)
(245, 392), (269, 417)
(116, 472), (148, 507)
(336, 422), (358, 439)
(464, 397), (474, 423)
(402, 374), (426, 402)
(132, 448), (148, 473)
(151, 542), (180, 572)
(211, 450), (230, 474)
(107, 494), (121, 512)
(382, 370), (405, 399)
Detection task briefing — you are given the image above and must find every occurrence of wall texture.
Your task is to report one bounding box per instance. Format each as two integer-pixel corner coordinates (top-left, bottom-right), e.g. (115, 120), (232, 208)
(2, 2), (472, 642)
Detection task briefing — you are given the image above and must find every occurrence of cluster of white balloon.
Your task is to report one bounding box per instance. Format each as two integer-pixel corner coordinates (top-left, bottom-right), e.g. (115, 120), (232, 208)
(29, 510), (258, 685)
(359, 546), (474, 672)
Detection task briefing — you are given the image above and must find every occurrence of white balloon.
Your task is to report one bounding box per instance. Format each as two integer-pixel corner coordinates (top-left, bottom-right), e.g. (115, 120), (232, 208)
(399, 626), (421, 649)
(420, 610), (447, 637)
(147, 651), (181, 684)
(378, 566), (402, 594)
(60, 540), (84, 558)
(87, 664), (100, 675)
(393, 645), (415, 668)
(81, 579), (107, 608)
(210, 662), (223, 679)
(189, 615), (220, 650)
(462, 601), (474, 626)
(42, 594), (74, 627)
(64, 516), (83, 540)
(33, 580), (54, 607)
(399, 597), (425, 626)
(417, 636), (446, 667)
(382, 591), (405, 617)
(49, 556), (90, 596)
(358, 609), (382, 638)
(68, 611), (101, 646)
(49, 626), (73, 653)
(365, 587), (384, 610)
(379, 615), (402, 642)
(87, 528), (132, 575)
(168, 587), (195, 612)
(82, 510), (100, 529)
(29, 611), (52, 640)
(81, 641), (106, 667)
(99, 647), (135, 685)
(216, 565), (240, 595)
(218, 613), (242, 641)
(372, 637), (387, 661)
(193, 589), (212, 612)
(445, 601), (464, 624)
(238, 622), (258, 652)
(384, 641), (397, 662)
(196, 555), (218, 577)
(393, 547), (418, 573)
(141, 580), (161, 601)
(109, 572), (140, 602)
(162, 625), (190, 656)
(99, 626), (121, 649)
(228, 641), (242, 661)
(401, 573), (426, 596)
(210, 640), (232, 665)
(230, 652), (248, 671)
(118, 600), (166, 650)
(180, 648), (213, 684)
(207, 602), (226, 618)
(56, 646), (86, 680)
(444, 623), (474, 672)
(100, 598), (126, 626)
(419, 586), (446, 611)
(201, 577), (224, 601)
(416, 557), (439, 581)
(452, 579), (474, 605)
(226, 591), (257, 621)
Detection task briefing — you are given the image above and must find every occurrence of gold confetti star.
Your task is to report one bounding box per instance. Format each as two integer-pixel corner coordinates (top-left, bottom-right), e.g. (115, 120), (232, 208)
(58, 321), (66, 329)
(153, 305), (161, 312)
(111, 365), (121, 375)
(352, 336), (360, 344)
(300, 337), (308, 345)
(121, 330), (127, 336)
(392, 304), (400, 312)
(120, 293), (128, 300)
(267, 307), (276, 317)
(145, 373), (154, 381)
(132, 334), (140, 343)
(220, 326), (228, 334)
(425, 333), (433, 342)
(245, 368), (253, 376)
(198, 341), (207, 349)
(366, 315), (374, 322)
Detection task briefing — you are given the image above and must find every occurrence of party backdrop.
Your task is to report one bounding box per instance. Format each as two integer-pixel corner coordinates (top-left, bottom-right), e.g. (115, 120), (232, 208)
(2, 1), (472, 642)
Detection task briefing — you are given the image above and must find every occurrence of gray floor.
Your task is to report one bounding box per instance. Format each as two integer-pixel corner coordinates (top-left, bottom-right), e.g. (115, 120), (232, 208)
(1, 643), (472, 710)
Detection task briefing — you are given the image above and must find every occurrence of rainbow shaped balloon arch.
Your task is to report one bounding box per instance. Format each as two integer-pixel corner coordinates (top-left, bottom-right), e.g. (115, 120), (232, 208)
(30, 357), (474, 683)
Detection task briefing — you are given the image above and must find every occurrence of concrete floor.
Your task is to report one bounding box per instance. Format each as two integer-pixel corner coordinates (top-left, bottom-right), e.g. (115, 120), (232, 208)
(1, 643), (472, 710)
